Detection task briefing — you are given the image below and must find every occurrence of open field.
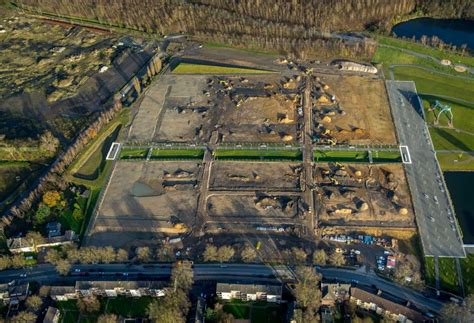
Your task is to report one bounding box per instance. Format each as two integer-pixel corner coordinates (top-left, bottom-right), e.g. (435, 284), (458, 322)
(87, 160), (201, 248)
(315, 163), (414, 228)
(393, 66), (474, 102)
(209, 161), (302, 191)
(0, 161), (44, 201)
(313, 75), (397, 145)
(0, 12), (118, 102)
(172, 62), (273, 74)
(376, 35), (474, 68)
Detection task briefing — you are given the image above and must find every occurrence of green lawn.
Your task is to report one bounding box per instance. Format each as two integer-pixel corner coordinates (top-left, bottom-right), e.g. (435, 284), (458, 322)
(393, 66), (474, 102)
(461, 254), (474, 295)
(371, 150), (402, 163)
(75, 125), (121, 179)
(251, 304), (285, 323)
(214, 149), (302, 161)
(438, 257), (459, 294)
(56, 297), (152, 322)
(373, 46), (446, 77)
(429, 128), (474, 152)
(436, 152), (474, 171)
(376, 35), (474, 68)
(421, 95), (474, 133)
(150, 148), (205, 159)
(172, 62), (274, 74)
(425, 257), (460, 294)
(424, 257), (436, 286)
(103, 296), (153, 317)
(314, 150), (369, 162)
(119, 148), (149, 159)
(223, 304), (250, 319)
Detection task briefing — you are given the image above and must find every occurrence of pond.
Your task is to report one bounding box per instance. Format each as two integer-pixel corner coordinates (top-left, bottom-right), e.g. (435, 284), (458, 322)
(444, 171), (474, 244)
(392, 18), (474, 50)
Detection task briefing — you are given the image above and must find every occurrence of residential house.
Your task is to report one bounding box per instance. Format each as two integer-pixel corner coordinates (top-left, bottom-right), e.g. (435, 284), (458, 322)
(321, 283), (351, 307)
(43, 306), (60, 323)
(75, 281), (165, 298)
(46, 222), (62, 238)
(0, 283), (29, 305)
(50, 286), (77, 301)
(216, 283), (282, 303)
(7, 231), (78, 254)
(350, 287), (428, 322)
(7, 237), (35, 253)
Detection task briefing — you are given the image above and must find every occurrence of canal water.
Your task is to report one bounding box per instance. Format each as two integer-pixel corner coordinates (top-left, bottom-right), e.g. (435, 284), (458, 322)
(444, 172), (474, 244)
(392, 18), (474, 50)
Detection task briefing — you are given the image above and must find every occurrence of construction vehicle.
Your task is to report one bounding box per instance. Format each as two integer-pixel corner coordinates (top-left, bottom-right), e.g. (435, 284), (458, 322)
(335, 162), (345, 170)
(330, 177), (339, 185)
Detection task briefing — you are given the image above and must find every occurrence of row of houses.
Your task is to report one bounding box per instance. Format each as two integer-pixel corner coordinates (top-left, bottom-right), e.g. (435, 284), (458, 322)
(321, 283), (429, 323)
(216, 283), (282, 303)
(50, 281), (166, 301)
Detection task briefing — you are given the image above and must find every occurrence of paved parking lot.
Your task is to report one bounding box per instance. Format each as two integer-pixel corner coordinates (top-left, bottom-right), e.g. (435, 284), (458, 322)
(386, 81), (465, 257)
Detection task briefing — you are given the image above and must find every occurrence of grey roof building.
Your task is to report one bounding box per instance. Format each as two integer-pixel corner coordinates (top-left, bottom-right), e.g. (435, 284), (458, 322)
(216, 283), (282, 303)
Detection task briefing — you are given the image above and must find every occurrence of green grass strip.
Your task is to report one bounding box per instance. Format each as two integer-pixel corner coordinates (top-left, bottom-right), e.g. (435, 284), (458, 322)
(150, 148), (204, 159)
(214, 149), (302, 161)
(172, 62), (274, 74)
(119, 148), (149, 159)
(314, 150), (369, 162)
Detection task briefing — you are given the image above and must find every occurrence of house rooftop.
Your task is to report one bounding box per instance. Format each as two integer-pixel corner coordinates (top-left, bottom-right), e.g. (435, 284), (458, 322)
(216, 283), (282, 296)
(75, 281), (164, 290)
(351, 287), (427, 322)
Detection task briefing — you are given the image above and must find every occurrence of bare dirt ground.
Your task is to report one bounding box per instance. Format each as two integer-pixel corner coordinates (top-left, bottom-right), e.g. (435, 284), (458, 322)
(207, 193), (299, 218)
(213, 75), (303, 143)
(128, 75), (214, 143)
(87, 160), (201, 248)
(314, 75), (397, 145)
(314, 163), (414, 227)
(208, 161), (302, 191)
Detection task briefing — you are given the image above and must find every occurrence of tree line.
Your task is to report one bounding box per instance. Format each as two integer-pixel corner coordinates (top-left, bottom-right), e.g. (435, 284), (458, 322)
(2, 97), (122, 225)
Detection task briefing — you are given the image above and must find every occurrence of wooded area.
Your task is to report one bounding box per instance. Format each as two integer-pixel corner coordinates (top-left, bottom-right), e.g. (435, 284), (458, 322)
(14, 0), (472, 59)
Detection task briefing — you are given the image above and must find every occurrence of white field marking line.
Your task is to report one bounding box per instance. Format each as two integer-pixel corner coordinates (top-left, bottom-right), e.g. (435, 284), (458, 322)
(106, 142), (121, 160)
(399, 145), (412, 164)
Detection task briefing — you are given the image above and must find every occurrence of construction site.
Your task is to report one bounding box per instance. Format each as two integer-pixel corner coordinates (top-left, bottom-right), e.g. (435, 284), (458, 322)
(86, 44), (422, 259)
(315, 163), (415, 230)
(311, 75), (397, 146)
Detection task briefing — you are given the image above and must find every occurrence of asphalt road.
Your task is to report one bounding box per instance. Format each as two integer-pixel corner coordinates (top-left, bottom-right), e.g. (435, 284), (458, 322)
(386, 80), (465, 257)
(0, 263), (444, 313)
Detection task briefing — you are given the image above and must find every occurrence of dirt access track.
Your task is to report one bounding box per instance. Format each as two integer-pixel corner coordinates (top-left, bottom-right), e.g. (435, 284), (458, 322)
(86, 160), (201, 248)
(316, 75), (397, 145)
(315, 163), (414, 228)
